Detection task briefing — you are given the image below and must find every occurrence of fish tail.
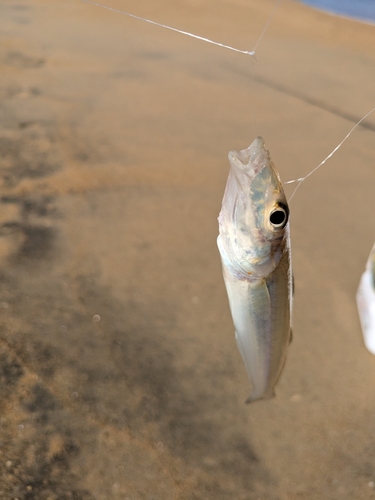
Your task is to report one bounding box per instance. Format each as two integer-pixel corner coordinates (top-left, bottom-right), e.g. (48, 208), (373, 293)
(245, 387), (276, 404)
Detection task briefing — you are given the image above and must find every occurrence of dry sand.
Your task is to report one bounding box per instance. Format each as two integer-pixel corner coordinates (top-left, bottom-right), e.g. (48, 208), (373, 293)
(1, 0), (375, 498)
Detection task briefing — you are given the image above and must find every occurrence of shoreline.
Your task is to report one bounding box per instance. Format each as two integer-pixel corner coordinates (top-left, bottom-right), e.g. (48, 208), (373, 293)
(299, 0), (375, 26)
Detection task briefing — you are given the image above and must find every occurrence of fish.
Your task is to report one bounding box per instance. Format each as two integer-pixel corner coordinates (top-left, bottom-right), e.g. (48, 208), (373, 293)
(356, 242), (375, 355)
(217, 136), (292, 403)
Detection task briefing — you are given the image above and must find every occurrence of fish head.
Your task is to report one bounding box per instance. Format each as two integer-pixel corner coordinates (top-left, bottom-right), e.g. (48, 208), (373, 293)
(218, 137), (289, 278)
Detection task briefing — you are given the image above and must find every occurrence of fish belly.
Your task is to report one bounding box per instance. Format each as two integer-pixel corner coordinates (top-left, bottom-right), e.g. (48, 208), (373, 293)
(221, 249), (291, 402)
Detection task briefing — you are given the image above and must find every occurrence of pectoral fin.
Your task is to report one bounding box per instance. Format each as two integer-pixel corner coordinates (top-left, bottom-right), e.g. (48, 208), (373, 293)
(252, 278), (271, 322)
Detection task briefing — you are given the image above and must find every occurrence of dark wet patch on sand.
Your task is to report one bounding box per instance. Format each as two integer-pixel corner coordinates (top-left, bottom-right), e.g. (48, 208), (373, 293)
(0, 124), (61, 187)
(4, 51), (45, 69)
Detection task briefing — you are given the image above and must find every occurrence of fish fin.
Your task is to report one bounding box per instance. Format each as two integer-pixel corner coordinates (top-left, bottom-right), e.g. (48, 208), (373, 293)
(253, 277), (271, 322)
(289, 329), (293, 344)
(245, 387), (276, 404)
(292, 274), (295, 296)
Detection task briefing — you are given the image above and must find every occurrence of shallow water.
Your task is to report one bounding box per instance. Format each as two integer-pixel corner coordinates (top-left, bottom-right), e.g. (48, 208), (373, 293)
(300, 0), (375, 23)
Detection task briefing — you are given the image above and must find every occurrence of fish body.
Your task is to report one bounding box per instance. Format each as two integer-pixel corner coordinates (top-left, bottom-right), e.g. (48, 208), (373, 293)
(357, 243), (375, 355)
(217, 137), (292, 402)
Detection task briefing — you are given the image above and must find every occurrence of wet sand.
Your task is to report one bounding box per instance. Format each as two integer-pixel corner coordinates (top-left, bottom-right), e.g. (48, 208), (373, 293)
(1, 0), (375, 498)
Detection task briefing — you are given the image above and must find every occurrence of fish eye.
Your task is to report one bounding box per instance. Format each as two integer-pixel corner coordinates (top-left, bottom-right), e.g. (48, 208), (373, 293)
(269, 204), (289, 229)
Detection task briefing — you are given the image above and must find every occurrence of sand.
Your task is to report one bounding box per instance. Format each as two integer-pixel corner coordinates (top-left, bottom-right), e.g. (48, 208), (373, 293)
(1, 0), (375, 498)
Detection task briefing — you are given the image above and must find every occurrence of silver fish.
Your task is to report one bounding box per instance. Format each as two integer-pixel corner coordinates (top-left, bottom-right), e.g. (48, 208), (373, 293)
(357, 242), (375, 355)
(371, 246), (375, 290)
(217, 136), (292, 403)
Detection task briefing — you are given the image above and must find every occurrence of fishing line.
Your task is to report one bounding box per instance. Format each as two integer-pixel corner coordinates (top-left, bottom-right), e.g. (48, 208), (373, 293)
(251, 0), (283, 55)
(81, 0), (255, 57)
(286, 105), (375, 201)
(81, 0), (374, 199)
(80, 0), (283, 163)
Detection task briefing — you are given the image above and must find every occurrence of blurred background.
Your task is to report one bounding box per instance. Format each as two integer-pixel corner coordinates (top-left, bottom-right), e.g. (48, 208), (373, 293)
(1, 0), (375, 498)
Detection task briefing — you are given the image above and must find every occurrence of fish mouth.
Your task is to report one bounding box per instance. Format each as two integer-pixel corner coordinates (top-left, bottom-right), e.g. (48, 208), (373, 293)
(228, 137), (270, 187)
(229, 136), (268, 168)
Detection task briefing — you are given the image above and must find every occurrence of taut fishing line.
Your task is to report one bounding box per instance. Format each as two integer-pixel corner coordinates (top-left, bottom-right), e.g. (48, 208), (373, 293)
(81, 0), (375, 201)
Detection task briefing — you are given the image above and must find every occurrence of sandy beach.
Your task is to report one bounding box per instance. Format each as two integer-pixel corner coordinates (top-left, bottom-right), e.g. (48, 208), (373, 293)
(1, 0), (375, 498)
